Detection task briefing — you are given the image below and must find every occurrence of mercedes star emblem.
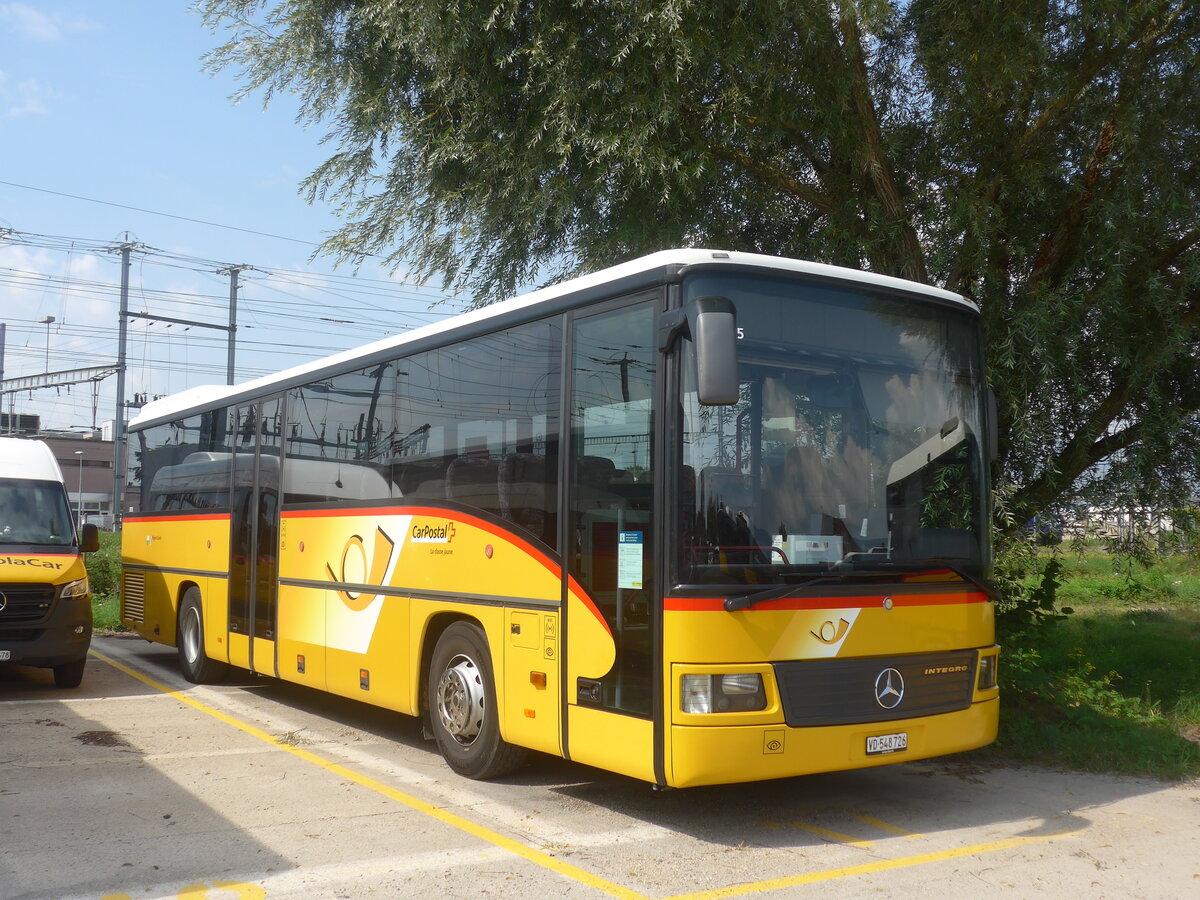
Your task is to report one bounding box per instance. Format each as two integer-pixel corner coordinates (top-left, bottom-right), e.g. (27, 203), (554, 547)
(874, 667), (905, 709)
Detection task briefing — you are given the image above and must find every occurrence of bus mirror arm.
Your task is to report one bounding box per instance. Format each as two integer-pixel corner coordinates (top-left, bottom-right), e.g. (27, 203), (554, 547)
(659, 296), (739, 406)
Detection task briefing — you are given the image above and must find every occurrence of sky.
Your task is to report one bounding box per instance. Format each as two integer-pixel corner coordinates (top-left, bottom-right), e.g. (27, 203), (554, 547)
(0, 1), (464, 434)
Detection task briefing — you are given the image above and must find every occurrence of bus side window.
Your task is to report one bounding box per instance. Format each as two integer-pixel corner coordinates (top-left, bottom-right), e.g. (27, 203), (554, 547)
(444, 455), (501, 515)
(498, 452), (555, 546)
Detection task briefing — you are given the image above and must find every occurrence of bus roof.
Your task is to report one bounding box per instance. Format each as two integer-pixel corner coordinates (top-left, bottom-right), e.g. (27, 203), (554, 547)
(130, 249), (973, 430)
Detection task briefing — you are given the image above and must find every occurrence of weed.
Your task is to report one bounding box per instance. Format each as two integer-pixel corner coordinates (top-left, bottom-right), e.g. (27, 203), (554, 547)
(86, 531), (127, 632)
(985, 545), (1200, 779)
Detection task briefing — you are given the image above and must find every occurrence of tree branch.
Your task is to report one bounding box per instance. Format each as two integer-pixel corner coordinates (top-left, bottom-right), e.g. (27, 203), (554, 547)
(1003, 289), (1200, 531)
(707, 145), (836, 216)
(837, 8), (928, 284)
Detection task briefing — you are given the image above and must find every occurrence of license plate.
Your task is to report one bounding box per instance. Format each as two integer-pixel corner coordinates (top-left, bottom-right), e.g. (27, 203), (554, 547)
(866, 732), (907, 755)
(0, 650), (10, 661)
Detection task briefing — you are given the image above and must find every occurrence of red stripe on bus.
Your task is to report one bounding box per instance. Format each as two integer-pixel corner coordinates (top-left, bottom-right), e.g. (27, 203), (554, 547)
(282, 505), (613, 634)
(664, 592), (990, 612)
(282, 505), (565, 585)
(283, 504), (559, 567)
(566, 574), (612, 635)
(123, 513), (230, 523)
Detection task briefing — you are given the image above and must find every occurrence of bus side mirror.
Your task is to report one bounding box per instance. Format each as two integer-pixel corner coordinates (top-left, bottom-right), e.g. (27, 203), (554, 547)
(79, 523), (100, 554)
(691, 296), (738, 405)
(658, 295), (739, 405)
(688, 296), (739, 406)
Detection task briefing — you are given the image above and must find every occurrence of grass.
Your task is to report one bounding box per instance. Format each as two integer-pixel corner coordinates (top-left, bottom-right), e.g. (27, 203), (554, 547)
(85, 530), (127, 632)
(981, 546), (1200, 780)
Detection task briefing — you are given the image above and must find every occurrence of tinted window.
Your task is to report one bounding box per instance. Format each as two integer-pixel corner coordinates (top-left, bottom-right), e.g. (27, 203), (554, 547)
(131, 409), (236, 513)
(284, 363), (398, 505)
(281, 320), (563, 550)
(389, 320), (561, 548)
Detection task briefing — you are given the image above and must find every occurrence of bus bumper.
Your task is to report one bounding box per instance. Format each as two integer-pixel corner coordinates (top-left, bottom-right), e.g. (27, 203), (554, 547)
(667, 697), (999, 788)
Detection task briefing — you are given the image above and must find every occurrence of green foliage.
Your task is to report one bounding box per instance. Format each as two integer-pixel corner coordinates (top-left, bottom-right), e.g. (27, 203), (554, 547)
(198, 0), (1200, 526)
(978, 547), (1200, 779)
(995, 548), (1071, 632)
(85, 531), (126, 632)
(992, 480), (1073, 630)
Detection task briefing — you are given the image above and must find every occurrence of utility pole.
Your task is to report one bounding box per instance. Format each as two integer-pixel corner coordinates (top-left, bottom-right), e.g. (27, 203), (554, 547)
(108, 248), (245, 527)
(113, 242), (132, 528)
(222, 265), (244, 385)
(38, 316), (56, 372)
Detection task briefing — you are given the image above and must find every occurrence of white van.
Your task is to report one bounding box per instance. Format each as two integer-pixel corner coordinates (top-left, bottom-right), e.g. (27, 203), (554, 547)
(0, 438), (100, 687)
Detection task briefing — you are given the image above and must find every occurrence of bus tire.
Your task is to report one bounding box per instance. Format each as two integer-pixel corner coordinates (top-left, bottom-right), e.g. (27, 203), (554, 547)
(178, 587), (229, 684)
(53, 657), (86, 688)
(428, 621), (526, 779)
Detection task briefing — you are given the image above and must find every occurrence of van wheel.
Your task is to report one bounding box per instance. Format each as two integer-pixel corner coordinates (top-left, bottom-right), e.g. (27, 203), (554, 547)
(428, 621), (526, 779)
(178, 587), (229, 684)
(53, 657), (86, 688)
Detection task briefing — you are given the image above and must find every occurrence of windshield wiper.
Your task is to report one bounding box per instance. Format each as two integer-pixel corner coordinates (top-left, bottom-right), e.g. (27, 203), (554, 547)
(723, 572), (856, 612)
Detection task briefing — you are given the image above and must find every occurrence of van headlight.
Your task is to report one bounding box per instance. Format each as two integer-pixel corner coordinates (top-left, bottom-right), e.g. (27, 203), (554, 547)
(681, 673), (766, 714)
(60, 577), (90, 600)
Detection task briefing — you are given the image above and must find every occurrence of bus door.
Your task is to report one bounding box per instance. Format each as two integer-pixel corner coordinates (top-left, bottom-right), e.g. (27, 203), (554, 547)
(229, 397), (282, 677)
(564, 298), (659, 783)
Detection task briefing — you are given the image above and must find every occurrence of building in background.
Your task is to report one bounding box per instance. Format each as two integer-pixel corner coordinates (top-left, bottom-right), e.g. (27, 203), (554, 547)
(41, 435), (115, 530)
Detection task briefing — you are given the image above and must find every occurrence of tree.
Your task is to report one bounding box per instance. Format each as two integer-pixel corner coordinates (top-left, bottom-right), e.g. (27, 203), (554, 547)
(200, 0), (1200, 527)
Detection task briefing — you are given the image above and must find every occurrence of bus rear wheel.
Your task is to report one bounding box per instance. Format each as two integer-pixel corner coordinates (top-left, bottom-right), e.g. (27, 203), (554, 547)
(428, 621), (526, 779)
(178, 587), (229, 684)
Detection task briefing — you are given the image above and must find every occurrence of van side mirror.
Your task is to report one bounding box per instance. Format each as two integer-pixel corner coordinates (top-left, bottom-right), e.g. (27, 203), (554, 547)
(660, 296), (740, 406)
(79, 523), (100, 554)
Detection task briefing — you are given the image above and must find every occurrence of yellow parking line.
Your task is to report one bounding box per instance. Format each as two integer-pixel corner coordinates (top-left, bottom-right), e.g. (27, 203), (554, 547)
(93, 647), (1076, 900)
(90, 648), (650, 900)
(788, 822), (874, 848)
(660, 833), (1069, 900)
(847, 811), (923, 838)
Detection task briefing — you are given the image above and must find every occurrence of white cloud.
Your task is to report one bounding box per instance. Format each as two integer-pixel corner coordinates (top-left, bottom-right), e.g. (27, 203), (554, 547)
(0, 3), (97, 42)
(0, 70), (57, 116)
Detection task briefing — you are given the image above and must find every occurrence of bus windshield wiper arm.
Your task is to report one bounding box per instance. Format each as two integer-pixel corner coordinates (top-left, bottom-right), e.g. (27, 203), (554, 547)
(723, 574), (842, 612)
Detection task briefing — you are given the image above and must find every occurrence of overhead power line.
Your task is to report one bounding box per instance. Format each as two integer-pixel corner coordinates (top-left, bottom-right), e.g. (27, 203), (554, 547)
(0, 179), (322, 248)
(0, 223), (481, 437)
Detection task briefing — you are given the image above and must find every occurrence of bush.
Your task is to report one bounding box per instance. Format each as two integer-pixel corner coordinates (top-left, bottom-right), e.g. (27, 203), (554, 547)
(85, 531), (126, 632)
(85, 530), (122, 600)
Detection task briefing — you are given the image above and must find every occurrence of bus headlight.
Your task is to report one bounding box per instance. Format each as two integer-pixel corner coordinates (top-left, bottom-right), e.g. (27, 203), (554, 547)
(977, 653), (998, 691)
(681, 673), (767, 714)
(60, 577), (90, 600)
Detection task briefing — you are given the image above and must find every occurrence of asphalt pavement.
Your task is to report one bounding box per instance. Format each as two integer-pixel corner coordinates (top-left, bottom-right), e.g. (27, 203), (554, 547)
(1, 634), (1197, 899)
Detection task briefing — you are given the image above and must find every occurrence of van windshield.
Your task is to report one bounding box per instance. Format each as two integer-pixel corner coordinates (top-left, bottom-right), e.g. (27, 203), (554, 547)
(0, 481), (76, 546)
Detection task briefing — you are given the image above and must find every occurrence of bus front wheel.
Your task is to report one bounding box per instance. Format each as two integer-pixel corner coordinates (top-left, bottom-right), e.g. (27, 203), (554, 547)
(177, 587), (229, 684)
(427, 621), (526, 779)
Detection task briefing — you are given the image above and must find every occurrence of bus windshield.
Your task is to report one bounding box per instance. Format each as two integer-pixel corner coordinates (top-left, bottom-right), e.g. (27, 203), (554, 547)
(0, 480), (76, 547)
(679, 273), (988, 587)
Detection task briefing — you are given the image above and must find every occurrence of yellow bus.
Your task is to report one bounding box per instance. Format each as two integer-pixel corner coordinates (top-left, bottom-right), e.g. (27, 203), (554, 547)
(120, 249), (999, 787)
